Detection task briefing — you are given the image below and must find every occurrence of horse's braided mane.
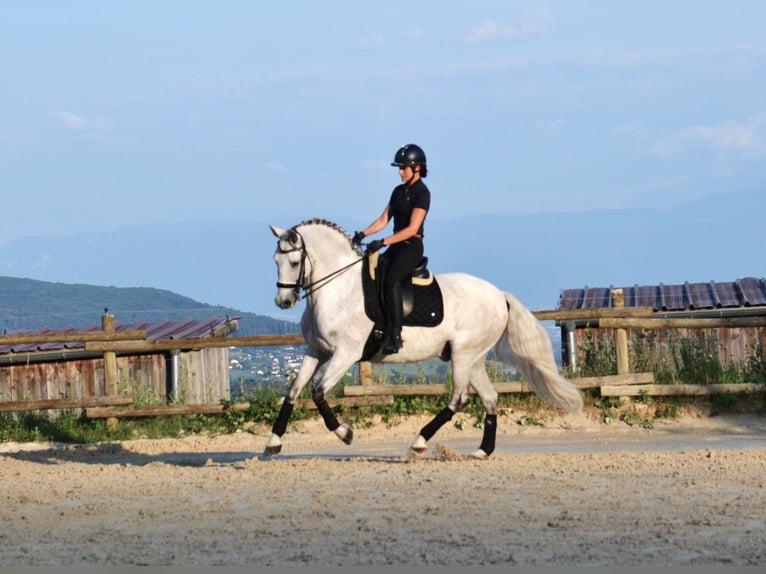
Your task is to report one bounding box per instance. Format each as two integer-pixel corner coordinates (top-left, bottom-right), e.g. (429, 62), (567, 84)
(295, 218), (361, 253)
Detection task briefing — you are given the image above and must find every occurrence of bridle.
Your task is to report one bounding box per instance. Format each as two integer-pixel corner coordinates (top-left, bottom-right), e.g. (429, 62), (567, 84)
(276, 227), (365, 300)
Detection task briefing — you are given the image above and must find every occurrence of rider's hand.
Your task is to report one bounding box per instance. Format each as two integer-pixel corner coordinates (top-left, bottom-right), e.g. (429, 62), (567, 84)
(352, 231), (365, 246)
(365, 239), (385, 254)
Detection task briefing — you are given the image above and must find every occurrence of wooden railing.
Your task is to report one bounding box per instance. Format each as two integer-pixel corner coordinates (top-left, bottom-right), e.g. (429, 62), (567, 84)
(1, 303), (764, 416)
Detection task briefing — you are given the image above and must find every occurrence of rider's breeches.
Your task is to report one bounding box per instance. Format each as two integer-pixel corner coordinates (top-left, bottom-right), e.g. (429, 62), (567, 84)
(382, 239), (423, 290)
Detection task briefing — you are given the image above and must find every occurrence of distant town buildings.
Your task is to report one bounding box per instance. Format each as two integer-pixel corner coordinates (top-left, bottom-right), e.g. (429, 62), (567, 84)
(229, 345), (307, 389)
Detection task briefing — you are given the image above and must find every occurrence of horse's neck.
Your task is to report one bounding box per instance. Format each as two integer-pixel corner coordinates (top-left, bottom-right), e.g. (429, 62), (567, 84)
(303, 227), (362, 303)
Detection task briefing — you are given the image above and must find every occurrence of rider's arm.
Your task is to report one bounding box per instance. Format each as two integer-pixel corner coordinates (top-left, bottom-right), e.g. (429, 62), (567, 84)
(361, 204), (391, 237)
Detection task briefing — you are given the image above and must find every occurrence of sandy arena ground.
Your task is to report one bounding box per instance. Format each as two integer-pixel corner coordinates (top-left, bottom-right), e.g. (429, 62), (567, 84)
(0, 406), (764, 566)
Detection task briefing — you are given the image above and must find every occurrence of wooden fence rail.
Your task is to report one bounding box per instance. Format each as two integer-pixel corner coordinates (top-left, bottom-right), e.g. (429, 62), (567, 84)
(532, 307), (655, 321)
(84, 334), (306, 353)
(341, 373), (656, 398)
(0, 396), (133, 413)
(598, 316), (766, 329)
(0, 330), (148, 345)
(600, 383), (763, 397)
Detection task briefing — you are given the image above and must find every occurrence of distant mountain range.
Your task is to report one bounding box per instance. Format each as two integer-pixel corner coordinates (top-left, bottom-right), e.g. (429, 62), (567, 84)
(0, 276), (298, 336)
(0, 188), (763, 327)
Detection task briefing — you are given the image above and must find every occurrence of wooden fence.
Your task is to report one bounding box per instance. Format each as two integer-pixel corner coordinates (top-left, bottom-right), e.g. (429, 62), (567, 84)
(1, 306), (764, 418)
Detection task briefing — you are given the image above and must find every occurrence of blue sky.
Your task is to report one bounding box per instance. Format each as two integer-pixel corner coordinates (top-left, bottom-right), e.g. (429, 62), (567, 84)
(2, 1), (765, 247)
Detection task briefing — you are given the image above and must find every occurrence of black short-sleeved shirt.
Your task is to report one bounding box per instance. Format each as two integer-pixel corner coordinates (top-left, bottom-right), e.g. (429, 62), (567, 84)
(388, 179), (431, 237)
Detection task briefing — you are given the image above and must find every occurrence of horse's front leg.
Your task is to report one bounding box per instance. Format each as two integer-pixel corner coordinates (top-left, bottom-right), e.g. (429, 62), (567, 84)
(312, 351), (359, 446)
(263, 353), (323, 457)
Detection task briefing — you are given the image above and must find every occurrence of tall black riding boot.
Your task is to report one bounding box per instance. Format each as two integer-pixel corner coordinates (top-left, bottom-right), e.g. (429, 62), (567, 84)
(382, 282), (403, 355)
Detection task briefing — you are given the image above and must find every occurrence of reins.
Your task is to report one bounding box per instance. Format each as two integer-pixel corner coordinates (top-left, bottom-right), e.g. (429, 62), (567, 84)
(301, 255), (365, 299)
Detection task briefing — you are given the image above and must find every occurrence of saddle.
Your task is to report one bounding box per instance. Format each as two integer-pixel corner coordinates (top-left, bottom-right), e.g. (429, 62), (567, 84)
(359, 251), (444, 361)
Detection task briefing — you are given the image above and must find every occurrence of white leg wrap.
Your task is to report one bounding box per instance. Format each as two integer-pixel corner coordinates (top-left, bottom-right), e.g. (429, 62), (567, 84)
(335, 423), (349, 441)
(266, 433), (282, 449)
(410, 435), (427, 452)
(468, 448), (489, 460)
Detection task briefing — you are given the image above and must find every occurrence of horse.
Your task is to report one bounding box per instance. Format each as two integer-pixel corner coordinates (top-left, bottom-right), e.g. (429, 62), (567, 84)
(264, 218), (583, 459)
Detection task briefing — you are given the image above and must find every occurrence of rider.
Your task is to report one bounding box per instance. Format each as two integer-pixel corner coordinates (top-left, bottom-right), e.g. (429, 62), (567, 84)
(353, 143), (431, 355)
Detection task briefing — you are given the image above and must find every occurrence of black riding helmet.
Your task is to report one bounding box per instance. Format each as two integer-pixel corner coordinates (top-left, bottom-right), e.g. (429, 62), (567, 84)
(391, 143), (427, 169)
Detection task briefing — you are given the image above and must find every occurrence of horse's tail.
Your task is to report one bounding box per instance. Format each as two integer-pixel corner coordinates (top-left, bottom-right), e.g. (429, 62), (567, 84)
(495, 292), (583, 415)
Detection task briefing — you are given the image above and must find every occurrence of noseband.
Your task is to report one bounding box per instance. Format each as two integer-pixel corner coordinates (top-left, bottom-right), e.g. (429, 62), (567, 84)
(276, 227), (364, 300)
(275, 230), (308, 297)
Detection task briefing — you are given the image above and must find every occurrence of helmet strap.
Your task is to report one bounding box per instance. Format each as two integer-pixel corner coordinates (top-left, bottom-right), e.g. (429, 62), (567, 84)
(406, 165), (421, 186)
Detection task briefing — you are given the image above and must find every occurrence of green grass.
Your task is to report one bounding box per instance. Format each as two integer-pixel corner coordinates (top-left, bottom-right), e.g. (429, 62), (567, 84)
(1, 389), (763, 446)
(567, 329), (766, 386)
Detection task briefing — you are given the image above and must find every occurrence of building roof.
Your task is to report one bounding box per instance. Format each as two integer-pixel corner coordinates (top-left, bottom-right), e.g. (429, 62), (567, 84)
(557, 276), (766, 312)
(0, 316), (240, 355)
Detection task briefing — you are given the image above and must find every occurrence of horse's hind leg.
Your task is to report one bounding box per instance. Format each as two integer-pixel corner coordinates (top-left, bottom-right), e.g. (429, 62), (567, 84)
(409, 406), (456, 454)
(313, 392), (354, 446)
(466, 361), (499, 460)
(410, 361), (472, 455)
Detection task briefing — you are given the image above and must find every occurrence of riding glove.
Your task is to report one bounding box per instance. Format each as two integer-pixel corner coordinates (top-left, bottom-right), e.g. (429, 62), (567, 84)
(352, 231), (365, 246)
(365, 239), (385, 254)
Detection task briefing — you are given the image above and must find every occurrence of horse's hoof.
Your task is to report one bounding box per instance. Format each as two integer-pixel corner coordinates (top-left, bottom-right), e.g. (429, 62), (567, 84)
(336, 424), (354, 445)
(263, 444), (282, 457)
(468, 448), (490, 460)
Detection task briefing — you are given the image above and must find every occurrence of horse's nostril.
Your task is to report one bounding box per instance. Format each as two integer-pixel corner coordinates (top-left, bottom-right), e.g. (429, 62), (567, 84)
(275, 296), (295, 310)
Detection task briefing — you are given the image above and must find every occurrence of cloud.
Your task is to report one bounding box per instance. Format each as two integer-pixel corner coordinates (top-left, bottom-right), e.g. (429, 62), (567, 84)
(49, 111), (113, 134)
(465, 9), (553, 44)
(264, 162), (288, 173)
(357, 27), (421, 50)
(651, 114), (766, 158)
(357, 33), (384, 49)
(402, 27), (423, 42)
(684, 115), (766, 153)
(536, 119), (567, 132)
(612, 121), (650, 138)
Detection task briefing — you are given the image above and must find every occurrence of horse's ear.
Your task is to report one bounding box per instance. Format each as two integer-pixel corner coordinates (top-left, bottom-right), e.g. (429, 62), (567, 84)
(270, 225), (285, 238)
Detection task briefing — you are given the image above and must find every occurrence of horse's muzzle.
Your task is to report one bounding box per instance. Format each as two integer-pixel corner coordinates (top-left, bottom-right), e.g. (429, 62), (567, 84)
(274, 293), (297, 309)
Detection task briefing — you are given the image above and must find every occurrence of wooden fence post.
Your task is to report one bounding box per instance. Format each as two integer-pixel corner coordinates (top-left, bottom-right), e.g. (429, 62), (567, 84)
(611, 289), (630, 376)
(101, 311), (119, 428)
(359, 361), (373, 386)
(102, 311), (118, 395)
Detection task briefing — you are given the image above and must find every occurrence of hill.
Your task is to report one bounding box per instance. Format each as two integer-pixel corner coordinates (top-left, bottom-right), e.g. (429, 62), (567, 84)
(0, 276), (299, 337)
